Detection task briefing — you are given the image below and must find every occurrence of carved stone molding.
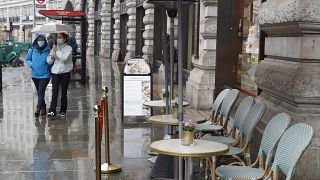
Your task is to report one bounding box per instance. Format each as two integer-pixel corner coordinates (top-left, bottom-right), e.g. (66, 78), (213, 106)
(202, 0), (218, 6)
(258, 0), (320, 25)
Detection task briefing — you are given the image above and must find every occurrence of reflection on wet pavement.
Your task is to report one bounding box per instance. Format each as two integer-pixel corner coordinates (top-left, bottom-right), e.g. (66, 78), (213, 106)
(0, 58), (209, 180)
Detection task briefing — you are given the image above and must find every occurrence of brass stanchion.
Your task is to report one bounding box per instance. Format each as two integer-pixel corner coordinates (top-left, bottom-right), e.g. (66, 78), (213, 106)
(94, 105), (102, 180)
(101, 87), (122, 174)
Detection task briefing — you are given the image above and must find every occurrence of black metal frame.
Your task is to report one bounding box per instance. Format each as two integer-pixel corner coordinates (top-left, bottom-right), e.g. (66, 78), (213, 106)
(121, 57), (153, 121)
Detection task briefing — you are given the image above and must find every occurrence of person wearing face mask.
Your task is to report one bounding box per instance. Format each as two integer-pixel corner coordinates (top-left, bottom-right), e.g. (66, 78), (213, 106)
(46, 33), (73, 118)
(25, 34), (51, 118)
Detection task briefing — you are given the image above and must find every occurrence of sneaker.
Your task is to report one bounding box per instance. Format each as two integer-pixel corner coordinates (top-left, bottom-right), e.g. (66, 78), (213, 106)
(58, 112), (66, 117)
(47, 112), (56, 117)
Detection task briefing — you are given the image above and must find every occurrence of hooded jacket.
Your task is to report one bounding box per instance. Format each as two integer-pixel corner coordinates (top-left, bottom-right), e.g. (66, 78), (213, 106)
(25, 34), (51, 79)
(46, 43), (73, 74)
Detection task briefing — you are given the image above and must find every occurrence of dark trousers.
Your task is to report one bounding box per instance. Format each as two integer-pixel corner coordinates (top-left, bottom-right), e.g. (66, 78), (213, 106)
(49, 72), (71, 113)
(32, 78), (50, 109)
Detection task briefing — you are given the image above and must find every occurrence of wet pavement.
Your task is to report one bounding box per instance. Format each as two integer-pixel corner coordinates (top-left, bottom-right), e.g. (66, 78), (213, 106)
(0, 57), (210, 180)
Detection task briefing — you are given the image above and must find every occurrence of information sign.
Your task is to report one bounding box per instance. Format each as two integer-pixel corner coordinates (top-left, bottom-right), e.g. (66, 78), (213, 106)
(122, 58), (152, 117)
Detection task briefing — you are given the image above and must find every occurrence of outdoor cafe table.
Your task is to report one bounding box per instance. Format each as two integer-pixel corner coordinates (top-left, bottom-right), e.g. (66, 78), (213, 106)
(143, 100), (189, 108)
(150, 139), (229, 180)
(148, 114), (206, 126)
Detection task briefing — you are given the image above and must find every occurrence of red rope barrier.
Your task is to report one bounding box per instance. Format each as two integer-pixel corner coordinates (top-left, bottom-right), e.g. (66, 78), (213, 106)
(100, 98), (104, 141)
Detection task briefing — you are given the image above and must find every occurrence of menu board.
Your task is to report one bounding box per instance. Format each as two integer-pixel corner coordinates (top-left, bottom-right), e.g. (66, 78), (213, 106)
(123, 58), (151, 116)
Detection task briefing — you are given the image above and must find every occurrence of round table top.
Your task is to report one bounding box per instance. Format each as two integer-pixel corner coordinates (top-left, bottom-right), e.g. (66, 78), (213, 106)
(150, 139), (229, 157)
(148, 114), (206, 125)
(143, 100), (189, 108)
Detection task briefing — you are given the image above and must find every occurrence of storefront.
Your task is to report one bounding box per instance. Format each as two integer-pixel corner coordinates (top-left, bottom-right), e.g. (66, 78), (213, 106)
(215, 0), (262, 97)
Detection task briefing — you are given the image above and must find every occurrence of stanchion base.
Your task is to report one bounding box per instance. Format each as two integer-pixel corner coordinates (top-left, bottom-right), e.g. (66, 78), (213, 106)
(101, 163), (122, 174)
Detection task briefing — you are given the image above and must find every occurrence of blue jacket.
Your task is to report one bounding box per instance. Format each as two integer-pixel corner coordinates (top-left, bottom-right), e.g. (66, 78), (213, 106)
(25, 34), (51, 79)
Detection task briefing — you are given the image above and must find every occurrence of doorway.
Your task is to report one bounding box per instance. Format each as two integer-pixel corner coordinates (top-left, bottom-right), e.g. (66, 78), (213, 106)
(120, 14), (128, 58)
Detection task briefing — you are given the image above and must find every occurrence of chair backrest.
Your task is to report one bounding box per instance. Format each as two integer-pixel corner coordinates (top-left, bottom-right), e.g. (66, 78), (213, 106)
(258, 113), (291, 166)
(232, 96), (254, 130)
(210, 89), (230, 119)
(240, 100), (266, 142)
(271, 123), (314, 179)
(219, 89), (240, 120)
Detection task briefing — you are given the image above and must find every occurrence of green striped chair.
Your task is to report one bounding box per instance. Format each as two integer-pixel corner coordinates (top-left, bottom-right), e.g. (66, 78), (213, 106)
(195, 89), (239, 135)
(206, 101), (266, 179)
(223, 100), (266, 165)
(216, 122), (313, 180)
(204, 89), (230, 124)
(200, 96), (254, 146)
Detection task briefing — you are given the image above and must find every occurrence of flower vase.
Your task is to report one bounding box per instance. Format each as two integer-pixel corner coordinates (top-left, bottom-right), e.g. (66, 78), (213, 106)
(182, 131), (194, 146)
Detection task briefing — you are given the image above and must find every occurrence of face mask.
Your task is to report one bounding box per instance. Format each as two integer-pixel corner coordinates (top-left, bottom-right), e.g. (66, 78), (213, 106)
(37, 41), (45, 47)
(57, 39), (64, 45)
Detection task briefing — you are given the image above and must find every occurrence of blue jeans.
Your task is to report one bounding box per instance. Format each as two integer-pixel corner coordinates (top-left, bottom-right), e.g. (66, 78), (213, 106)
(32, 78), (50, 109)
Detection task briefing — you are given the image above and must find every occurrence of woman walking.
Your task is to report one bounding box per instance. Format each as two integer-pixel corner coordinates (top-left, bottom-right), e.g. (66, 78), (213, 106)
(47, 33), (73, 117)
(26, 34), (51, 118)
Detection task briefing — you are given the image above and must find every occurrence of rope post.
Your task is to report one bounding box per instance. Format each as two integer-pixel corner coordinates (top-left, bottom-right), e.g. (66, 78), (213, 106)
(101, 86), (122, 174)
(94, 105), (102, 180)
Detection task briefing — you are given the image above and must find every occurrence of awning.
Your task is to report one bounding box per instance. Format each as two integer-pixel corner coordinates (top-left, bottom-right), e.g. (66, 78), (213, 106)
(39, 10), (85, 21)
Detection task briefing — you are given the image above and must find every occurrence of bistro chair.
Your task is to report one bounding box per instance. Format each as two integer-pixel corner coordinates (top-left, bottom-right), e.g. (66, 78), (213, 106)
(205, 100), (266, 179)
(216, 122), (313, 180)
(201, 96), (254, 146)
(207, 89), (230, 123)
(195, 89), (230, 139)
(195, 89), (239, 136)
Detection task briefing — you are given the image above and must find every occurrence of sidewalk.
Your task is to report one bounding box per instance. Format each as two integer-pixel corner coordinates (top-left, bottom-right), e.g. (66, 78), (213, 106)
(0, 56), (211, 179)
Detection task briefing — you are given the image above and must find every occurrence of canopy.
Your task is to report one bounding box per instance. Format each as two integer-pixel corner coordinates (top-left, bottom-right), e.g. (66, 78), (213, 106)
(39, 10), (85, 21)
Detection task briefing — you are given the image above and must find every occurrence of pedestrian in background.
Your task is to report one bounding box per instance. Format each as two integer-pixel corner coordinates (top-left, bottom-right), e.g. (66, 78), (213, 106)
(25, 34), (51, 118)
(47, 33), (73, 117)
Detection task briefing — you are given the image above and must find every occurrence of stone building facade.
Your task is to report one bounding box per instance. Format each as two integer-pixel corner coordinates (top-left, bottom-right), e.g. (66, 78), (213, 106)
(255, 0), (320, 179)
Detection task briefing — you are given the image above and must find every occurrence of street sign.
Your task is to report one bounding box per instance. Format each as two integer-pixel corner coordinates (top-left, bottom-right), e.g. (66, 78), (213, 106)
(122, 57), (152, 117)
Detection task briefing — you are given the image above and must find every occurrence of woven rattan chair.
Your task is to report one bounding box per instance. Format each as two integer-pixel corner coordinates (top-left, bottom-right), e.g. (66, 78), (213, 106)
(195, 89), (239, 135)
(203, 89), (230, 125)
(216, 122), (313, 180)
(205, 100), (266, 179)
(201, 96), (254, 146)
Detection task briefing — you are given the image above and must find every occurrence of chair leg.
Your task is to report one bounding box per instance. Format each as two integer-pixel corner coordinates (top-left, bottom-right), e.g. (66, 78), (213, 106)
(210, 156), (217, 180)
(205, 157), (210, 180)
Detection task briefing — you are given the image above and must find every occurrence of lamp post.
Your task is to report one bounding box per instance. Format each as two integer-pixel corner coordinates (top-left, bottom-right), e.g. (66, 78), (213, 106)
(146, 1), (195, 179)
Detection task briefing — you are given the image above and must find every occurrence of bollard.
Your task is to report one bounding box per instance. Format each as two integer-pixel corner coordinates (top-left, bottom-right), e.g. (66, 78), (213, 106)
(101, 87), (122, 174)
(94, 105), (102, 180)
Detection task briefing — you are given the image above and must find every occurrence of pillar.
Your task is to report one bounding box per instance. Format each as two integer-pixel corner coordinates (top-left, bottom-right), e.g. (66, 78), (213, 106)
(86, 0), (95, 56)
(75, 0), (82, 49)
(125, 0), (136, 60)
(142, 2), (154, 61)
(111, 0), (121, 61)
(256, 0), (320, 179)
(100, 0), (112, 58)
(186, 0), (217, 109)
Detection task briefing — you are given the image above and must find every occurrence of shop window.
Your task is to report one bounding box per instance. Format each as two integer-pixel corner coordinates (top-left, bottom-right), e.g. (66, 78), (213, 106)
(236, 1), (261, 95)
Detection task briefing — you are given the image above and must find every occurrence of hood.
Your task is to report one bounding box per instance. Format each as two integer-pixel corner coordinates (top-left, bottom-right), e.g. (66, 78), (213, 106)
(32, 34), (50, 51)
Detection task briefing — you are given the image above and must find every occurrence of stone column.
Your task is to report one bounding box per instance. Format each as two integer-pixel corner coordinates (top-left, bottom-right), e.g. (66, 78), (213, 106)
(111, 0), (121, 61)
(86, 0), (95, 56)
(142, 2), (154, 61)
(186, 0), (217, 109)
(256, 0), (320, 179)
(100, 0), (112, 58)
(125, 0), (136, 60)
(75, 0), (82, 48)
